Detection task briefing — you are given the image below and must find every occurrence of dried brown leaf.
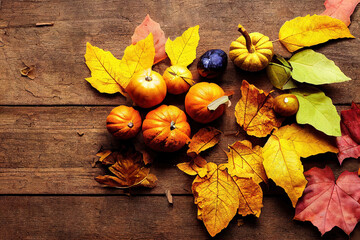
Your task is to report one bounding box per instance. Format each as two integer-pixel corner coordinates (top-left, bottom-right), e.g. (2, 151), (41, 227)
(187, 127), (221, 157)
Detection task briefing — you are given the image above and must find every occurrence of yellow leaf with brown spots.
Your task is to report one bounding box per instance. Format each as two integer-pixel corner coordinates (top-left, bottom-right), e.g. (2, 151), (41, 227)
(235, 80), (283, 137)
(192, 162), (263, 236)
(192, 163), (240, 237)
(226, 140), (268, 184)
(187, 127), (221, 157)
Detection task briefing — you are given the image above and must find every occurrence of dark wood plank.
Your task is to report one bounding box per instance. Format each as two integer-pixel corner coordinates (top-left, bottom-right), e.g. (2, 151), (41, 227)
(0, 0), (359, 105)
(0, 195), (358, 239)
(0, 106), (358, 194)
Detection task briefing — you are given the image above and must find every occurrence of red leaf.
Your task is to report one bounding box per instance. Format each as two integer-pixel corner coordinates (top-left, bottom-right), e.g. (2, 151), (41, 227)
(337, 102), (360, 163)
(336, 135), (360, 164)
(321, 0), (360, 26)
(341, 102), (360, 144)
(295, 166), (360, 236)
(131, 14), (167, 64)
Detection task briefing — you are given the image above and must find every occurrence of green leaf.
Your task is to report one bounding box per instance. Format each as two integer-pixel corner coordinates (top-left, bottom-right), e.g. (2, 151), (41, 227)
(266, 56), (297, 90)
(291, 87), (341, 136)
(266, 63), (291, 89)
(289, 49), (351, 85)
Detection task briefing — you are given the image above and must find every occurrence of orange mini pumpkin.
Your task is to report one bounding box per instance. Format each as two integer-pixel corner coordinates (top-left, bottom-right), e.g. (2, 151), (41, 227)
(162, 65), (194, 95)
(185, 82), (228, 124)
(126, 68), (167, 108)
(142, 105), (191, 152)
(106, 105), (142, 139)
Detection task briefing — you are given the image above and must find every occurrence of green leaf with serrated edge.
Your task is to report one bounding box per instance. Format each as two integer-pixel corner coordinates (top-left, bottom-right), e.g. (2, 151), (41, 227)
(289, 49), (351, 85)
(291, 87), (341, 136)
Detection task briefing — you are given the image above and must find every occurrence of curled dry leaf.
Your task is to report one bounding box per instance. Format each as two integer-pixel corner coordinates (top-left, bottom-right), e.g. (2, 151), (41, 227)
(279, 14), (354, 52)
(225, 140), (268, 184)
(177, 155), (208, 178)
(235, 80), (283, 137)
(336, 102), (360, 163)
(321, 0), (360, 26)
(95, 148), (157, 189)
(20, 63), (36, 80)
(131, 14), (167, 64)
(263, 124), (338, 207)
(192, 162), (263, 237)
(165, 25), (200, 67)
(187, 127), (221, 157)
(295, 166), (360, 236)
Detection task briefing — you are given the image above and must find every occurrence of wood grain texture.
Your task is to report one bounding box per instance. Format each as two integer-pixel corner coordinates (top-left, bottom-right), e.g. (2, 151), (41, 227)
(0, 106), (358, 195)
(0, 0), (359, 105)
(0, 0), (360, 239)
(0, 195), (358, 240)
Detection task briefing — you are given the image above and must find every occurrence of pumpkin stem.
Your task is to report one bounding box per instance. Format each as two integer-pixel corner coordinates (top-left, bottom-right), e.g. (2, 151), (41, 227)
(127, 122), (134, 128)
(170, 121), (176, 130)
(145, 76), (152, 81)
(238, 24), (255, 53)
(207, 96), (230, 111)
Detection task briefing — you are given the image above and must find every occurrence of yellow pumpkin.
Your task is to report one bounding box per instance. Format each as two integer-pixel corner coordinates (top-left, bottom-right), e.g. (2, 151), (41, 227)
(229, 24), (274, 72)
(163, 65), (194, 95)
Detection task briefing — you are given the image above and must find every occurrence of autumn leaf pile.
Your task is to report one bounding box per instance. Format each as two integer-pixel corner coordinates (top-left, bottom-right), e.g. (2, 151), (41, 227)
(84, 0), (360, 238)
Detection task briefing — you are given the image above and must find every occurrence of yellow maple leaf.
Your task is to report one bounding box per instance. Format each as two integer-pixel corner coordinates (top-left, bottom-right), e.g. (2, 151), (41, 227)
(118, 33), (155, 89)
(262, 124), (338, 207)
(279, 14), (355, 52)
(226, 140), (268, 184)
(84, 42), (126, 95)
(235, 80), (283, 137)
(187, 127), (221, 157)
(165, 25), (200, 66)
(192, 162), (263, 236)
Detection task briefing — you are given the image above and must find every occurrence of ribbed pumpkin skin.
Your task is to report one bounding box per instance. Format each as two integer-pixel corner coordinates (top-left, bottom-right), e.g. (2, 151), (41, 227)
(126, 68), (167, 108)
(229, 32), (274, 72)
(163, 65), (193, 95)
(184, 82), (226, 124)
(142, 105), (191, 152)
(106, 105), (142, 139)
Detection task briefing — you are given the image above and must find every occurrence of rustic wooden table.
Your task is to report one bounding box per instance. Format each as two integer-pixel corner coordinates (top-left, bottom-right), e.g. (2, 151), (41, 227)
(0, 0), (359, 239)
